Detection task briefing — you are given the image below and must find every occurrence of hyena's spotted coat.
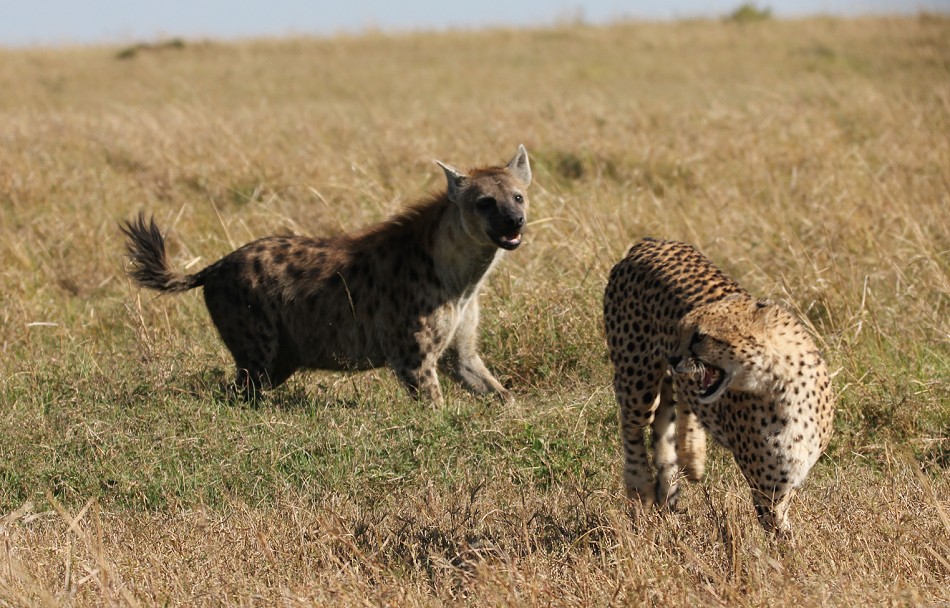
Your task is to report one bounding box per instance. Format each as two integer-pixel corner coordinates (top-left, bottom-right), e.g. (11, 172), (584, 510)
(122, 146), (531, 405)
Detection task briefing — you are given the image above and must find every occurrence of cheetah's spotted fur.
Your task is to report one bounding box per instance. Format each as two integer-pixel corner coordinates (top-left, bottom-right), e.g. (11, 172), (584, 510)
(603, 238), (835, 534)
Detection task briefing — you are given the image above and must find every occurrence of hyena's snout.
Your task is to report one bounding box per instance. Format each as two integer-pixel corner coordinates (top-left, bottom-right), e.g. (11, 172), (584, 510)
(486, 204), (526, 251)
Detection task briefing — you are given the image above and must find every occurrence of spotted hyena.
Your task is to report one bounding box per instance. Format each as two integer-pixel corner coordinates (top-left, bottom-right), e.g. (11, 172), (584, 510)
(122, 146), (531, 405)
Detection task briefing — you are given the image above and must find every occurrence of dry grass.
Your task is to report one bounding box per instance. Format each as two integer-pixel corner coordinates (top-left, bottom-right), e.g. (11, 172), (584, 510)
(0, 15), (948, 607)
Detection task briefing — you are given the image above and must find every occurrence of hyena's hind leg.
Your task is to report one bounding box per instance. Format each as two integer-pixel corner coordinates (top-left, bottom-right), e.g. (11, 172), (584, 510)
(236, 324), (299, 399)
(203, 282), (284, 400)
(439, 299), (513, 404)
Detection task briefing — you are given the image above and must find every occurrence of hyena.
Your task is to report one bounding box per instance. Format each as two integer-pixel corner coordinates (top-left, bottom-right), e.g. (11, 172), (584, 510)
(122, 146), (531, 405)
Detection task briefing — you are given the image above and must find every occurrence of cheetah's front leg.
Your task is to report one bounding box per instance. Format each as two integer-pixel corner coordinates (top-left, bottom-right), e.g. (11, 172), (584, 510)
(751, 486), (795, 538)
(614, 370), (665, 509)
(652, 375), (681, 509)
(675, 401), (707, 482)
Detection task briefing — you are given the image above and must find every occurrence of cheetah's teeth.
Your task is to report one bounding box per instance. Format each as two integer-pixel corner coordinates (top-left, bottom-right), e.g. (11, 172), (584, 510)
(701, 367), (721, 390)
(697, 364), (728, 403)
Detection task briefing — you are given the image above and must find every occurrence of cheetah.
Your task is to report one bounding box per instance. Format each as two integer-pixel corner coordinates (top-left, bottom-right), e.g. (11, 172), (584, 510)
(603, 238), (835, 534)
(122, 146), (531, 406)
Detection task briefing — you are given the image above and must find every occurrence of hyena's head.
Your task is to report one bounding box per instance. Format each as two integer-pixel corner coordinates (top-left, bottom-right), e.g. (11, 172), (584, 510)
(670, 294), (782, 404)
(437, 145), (531, 250)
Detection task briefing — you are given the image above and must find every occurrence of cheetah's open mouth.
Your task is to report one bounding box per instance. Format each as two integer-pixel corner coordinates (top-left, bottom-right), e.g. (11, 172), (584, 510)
(492, 232), (523, 250)
(672, 357), (731, 403)
(698, 364), (729, 403)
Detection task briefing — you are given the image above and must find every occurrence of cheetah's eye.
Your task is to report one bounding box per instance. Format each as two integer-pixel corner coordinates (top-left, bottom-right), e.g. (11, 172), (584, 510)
(475, 197), (496, 211)
(690, 332), (707, 347)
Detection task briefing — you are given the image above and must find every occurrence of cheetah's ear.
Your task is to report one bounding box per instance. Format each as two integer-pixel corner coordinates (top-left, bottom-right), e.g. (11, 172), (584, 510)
(436, 160), (466, 204)
(752, 299), (777, 325)
(506, 144), (531, 187)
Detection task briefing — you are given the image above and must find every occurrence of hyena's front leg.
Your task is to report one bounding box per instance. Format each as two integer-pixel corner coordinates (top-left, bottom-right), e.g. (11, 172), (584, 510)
(388, 339), (444, 406)
(440, 299), (513, 404)
(394, 364), (444, 406)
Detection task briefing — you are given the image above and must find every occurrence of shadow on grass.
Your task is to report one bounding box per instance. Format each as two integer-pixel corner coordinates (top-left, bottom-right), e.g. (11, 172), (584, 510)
(175, 367), (369, 411)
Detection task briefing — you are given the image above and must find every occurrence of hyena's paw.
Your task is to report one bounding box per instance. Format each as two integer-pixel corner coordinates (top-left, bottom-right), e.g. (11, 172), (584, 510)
(395, 366), (445, 408)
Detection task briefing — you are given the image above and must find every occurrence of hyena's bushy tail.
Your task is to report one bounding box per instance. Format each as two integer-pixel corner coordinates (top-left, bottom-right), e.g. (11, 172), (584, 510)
(121, 213), (206, 293)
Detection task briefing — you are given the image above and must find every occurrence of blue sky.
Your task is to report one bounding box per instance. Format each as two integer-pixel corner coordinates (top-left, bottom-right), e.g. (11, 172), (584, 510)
(3, 0), (948, 47)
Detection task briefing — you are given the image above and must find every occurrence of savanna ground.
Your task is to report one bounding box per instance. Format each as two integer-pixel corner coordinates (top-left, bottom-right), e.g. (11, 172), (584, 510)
(0, 14), (948, 607)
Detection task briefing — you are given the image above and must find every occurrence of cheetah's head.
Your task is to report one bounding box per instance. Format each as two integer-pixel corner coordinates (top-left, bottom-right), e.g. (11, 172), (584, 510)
(437, 145), (531, 251)
(671, 294), (778, 404)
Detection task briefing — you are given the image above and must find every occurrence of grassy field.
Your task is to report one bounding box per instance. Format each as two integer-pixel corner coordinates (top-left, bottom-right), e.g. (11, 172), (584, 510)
(1, 14), (948, 607)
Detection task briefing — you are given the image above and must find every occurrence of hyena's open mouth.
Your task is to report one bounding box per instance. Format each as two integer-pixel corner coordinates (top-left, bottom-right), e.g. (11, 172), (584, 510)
(492, 231), (522, 250)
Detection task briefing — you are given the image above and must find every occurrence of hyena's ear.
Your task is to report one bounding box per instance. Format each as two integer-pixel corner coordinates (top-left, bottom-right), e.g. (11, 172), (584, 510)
(506, 144), (531, 187)
(436, 160), (465, 203)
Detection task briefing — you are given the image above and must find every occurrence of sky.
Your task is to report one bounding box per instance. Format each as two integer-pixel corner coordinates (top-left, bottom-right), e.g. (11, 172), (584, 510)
(3, 0), (949, 47)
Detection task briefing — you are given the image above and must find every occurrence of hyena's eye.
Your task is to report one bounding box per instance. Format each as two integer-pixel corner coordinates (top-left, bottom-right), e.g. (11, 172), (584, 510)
(475, 197), (496, 211)
(513, 194), (524, 204)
